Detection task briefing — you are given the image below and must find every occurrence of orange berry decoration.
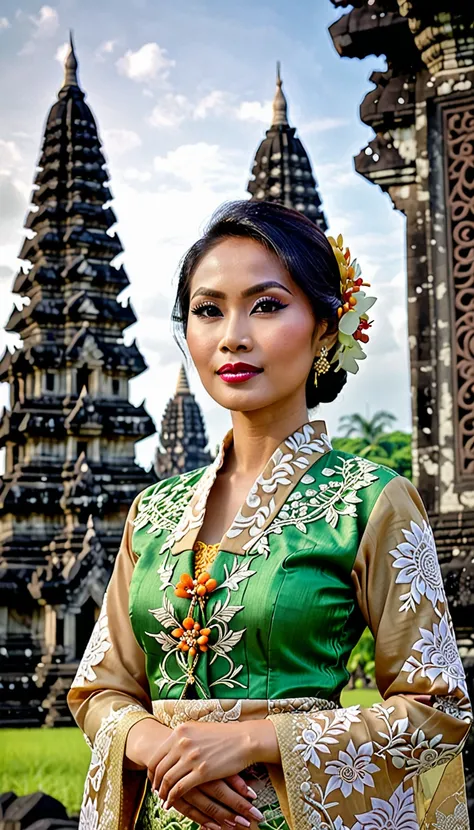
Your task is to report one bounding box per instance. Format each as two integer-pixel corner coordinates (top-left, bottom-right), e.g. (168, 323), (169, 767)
(174, 572), (219, 601)
(171, 618), (211, 654)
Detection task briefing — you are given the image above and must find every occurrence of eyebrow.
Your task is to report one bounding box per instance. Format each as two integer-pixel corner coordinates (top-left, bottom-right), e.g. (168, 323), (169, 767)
(190, 280), (293, 300)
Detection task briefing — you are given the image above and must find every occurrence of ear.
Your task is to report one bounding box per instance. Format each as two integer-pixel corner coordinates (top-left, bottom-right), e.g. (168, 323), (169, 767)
(314, 320), (338, 354)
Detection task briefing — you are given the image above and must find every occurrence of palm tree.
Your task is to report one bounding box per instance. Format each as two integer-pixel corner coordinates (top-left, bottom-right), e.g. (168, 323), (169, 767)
(338, 411), (397, 456)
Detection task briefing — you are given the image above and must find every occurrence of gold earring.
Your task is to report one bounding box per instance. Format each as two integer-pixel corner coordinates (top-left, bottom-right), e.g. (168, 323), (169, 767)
(313, 346), (330, 387)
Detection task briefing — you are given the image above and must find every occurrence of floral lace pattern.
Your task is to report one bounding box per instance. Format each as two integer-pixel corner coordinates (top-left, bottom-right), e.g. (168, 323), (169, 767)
(79, 704), (146, 830)
(269, 477), (471, 830)
(325, 739), (379, 797)
(350, 782), (418, 830)
(401, 613), (468, 696)
(228, 426), (332, 545)
(145, 455), (384, 697)
(371, 704), (459, 775)
(133, 469), (203, 539)
(284, 697), (467, 830)
(72, 592), (111, 687)
(131, 422), (334, 557)
(389, 521), (445, 613)
(248, 455), (382, 555)
(433, 792), (469, 830)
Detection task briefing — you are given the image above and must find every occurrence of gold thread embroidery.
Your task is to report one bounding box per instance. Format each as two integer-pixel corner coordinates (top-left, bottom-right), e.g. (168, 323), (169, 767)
(194, 540), (220, 580)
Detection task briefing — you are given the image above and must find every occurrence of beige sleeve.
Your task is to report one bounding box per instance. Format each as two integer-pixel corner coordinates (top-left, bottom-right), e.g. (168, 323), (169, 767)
(67, 494), (156, 830)
(268, 476), (472, 830)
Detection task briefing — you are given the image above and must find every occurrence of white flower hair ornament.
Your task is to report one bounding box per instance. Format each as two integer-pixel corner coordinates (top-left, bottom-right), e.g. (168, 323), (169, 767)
(328, 234), (377, 375)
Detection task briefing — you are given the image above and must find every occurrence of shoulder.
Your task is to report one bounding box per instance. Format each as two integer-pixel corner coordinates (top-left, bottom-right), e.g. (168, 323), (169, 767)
(129, 464), (210, 535)
(315, 448), (400, 491)
(136, 465), (209, 507)
(311, 448), (413, 525)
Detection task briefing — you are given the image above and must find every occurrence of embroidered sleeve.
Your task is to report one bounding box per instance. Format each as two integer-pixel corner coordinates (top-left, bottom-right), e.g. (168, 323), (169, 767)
(67, 494), (156, 830)
(267, 476), (472, 830)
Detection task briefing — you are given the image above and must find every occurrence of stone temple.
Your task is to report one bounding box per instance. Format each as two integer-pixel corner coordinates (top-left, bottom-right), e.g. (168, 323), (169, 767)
(0, 37), (155, 725)
(154, 365), (212, 480)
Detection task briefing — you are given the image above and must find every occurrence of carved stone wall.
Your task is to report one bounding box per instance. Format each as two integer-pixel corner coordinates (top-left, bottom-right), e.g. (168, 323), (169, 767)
(444, 100), (474, 484)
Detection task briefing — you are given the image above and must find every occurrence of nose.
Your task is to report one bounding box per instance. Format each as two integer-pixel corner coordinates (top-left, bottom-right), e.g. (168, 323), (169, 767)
(218, 311), (253, 353)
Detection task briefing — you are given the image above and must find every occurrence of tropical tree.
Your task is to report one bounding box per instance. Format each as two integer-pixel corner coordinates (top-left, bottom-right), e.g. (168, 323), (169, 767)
(338, 411), (397, 448)
(333, 430), (412, 479)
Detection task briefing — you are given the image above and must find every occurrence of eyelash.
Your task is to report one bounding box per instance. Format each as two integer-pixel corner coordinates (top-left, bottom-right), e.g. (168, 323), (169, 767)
(190, 296), (288, 318)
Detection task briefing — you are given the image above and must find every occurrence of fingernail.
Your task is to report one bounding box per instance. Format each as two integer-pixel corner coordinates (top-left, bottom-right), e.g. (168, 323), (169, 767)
(235, 818), (251, 827)
(249, 806), (264, 822)
(246, 786), (258, 799)
(224, 822), (236, 828)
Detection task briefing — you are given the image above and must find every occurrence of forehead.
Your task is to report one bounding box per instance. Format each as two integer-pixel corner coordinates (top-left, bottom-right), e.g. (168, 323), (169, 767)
(190, 237), (292, 288)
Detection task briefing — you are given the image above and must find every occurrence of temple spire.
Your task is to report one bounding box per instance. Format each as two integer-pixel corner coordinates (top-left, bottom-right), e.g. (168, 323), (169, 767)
(155, 366), (212, 480)
(247, 63), (328, 229)
(272, 61), (289, 127)
(63, 30), (79, 88)
(176, 364), (191, 395)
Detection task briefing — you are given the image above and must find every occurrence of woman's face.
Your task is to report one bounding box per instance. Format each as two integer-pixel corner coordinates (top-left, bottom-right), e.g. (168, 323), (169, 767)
(186, 237), (330, 414)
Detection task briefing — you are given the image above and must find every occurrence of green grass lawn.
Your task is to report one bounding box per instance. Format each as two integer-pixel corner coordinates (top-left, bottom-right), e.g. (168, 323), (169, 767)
(0, 689), (381, 816)
(0, 727), (90, 815)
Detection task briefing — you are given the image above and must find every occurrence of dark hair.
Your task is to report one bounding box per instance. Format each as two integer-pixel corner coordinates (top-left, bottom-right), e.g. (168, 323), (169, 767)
(173, 200), (347, 408)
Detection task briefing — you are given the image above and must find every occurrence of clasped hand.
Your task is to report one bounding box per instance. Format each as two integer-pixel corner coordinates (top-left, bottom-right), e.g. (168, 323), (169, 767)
(128, 718), (279, 829)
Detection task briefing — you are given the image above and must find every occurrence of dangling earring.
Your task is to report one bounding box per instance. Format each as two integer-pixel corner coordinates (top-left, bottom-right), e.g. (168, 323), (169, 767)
(313, 346), (330, 388)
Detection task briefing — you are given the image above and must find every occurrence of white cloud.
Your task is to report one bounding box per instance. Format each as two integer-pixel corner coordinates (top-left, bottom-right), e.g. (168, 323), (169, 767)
(96, 39), (117, 61)
(116, 42), (175, 83)
(122, 167), (152, 183)
(55, 41), (69, 65)
(30, 5), (59, 38)
(302, 116), (350, 134)
(102, 129), (142, 157)
(148, 89), (263, 129)
(153, 142), (246, 190)
(236, 99), (273, 124)
(18, 4), (59, 54)
(148, 93), (190, 128)
(194, 90), (230, 120)
(0, 17), (10, 30)
(0, 139), (22, 167)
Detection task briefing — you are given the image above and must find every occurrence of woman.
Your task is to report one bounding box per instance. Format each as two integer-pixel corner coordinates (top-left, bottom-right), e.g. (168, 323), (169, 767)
(68, 200), (472, 830)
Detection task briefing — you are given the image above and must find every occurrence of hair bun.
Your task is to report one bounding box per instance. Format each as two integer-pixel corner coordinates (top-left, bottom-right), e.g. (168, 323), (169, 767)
(306, 360), (347, 407)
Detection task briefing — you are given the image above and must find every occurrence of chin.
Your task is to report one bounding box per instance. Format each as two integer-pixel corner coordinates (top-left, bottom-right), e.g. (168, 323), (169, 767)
(208, 385), (280, 413)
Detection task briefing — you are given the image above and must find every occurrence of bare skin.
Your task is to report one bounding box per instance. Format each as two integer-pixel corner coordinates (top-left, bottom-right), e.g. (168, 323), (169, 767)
(126, 238), (430, 827)
(188, 237), (336, 546)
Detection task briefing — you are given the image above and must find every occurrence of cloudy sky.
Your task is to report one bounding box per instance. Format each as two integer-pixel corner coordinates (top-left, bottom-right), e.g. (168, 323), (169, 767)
(0, 0), (410, 470)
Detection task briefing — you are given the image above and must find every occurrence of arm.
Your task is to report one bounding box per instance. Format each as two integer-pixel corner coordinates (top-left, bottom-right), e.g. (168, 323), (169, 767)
(67, 494), (157, 830)
(265, 476), (472, 830)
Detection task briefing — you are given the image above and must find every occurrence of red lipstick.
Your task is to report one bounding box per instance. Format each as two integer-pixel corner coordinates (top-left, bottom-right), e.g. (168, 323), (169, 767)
(217, 362), (263, 384)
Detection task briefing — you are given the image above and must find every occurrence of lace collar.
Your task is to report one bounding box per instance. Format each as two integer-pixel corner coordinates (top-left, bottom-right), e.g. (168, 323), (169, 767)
(164, 419), (332, 556)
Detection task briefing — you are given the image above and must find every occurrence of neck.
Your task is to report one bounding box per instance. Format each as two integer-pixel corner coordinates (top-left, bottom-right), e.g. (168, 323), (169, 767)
(225, 397), (311, 477)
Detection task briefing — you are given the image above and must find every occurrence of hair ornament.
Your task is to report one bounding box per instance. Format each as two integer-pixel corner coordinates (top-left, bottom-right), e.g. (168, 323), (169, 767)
(328, 234), (376, 375)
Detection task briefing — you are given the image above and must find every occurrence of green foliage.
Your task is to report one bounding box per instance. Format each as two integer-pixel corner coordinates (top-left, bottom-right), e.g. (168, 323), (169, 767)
(332, 430), (412, 479)
(0, 727), (90, 815)
(346, 628), (376, 689)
